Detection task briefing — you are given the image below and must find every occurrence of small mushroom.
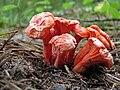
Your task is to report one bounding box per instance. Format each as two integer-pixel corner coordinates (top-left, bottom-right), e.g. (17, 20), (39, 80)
(73, 37), (114, 73)
(87, 25), (115, 50)
(25, 12), (55, 63)
(49, 33), (76, 68)
(71, 25), (115, 50)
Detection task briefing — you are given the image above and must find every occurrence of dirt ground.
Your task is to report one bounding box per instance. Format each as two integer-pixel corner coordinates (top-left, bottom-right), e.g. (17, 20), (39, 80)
(0, 30), (120, 90)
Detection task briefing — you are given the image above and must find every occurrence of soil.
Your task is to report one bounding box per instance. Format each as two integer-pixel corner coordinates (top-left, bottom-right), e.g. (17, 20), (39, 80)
(0, 30), (120, 90)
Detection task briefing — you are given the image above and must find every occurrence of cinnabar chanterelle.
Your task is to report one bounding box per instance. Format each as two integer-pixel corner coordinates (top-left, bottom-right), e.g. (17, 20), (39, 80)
(25, 12), (115, 73)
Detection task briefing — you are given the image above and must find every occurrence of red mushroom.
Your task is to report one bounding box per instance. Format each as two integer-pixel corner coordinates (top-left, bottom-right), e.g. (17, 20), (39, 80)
(73, 37), (114, 73)
(72, 25), (114, 73)
(87, 25), (115, 50)
(52, 18), (83, 63)
(49, 33), (76, 68)
(25, 12), (114, 73)
(25, 12), (55, 64)
(71, 25), (115, 50)
(25, 12), (83, 65)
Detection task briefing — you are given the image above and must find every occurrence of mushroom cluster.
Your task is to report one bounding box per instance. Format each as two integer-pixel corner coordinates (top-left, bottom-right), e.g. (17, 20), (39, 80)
(25, 12), (114, 73)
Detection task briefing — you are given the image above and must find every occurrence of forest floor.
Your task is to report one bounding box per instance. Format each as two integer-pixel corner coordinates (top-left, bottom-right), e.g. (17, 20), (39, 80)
(0, 26), (120, 90)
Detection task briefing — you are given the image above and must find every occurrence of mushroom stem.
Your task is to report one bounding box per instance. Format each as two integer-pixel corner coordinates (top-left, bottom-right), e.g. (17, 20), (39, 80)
(74, 43), (90, 66)
(54, 51), (66, 68)
(42, 34), (53, 64)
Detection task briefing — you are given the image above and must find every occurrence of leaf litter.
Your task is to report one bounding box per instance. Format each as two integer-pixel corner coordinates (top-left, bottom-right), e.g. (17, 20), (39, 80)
(0, 30), (120, 90)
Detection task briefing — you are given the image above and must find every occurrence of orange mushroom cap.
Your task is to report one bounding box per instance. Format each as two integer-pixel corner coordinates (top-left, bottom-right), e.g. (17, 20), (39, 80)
(49, 33), (76, 68)
(87, 25), (115, 50)
(73, 37), (114, 73)
(25, 12), (55, 39)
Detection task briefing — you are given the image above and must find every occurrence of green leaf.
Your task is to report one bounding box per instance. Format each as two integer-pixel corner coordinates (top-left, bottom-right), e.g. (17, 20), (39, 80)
(35, 7), (44, 13)
(94, 1), (110, 13)
(22, 9), (33, 16)
(102, 0), (110, 12)
(34, 0), (50, 6)
(62, 2), (74, 9)
(106, 8), (110, 18)
(2, 5), (18, 11)
(108, 0), (120, 3)
(13, 14), (19, 25)
(94, 0), (120, 18)
(94, 2), (104, 13)
(52, 10), (59, 14)
(108, 0), (120, 9)
(109, 7), (120, 19)
(83, 0), (94, 5)
(81, 14), (88, 19)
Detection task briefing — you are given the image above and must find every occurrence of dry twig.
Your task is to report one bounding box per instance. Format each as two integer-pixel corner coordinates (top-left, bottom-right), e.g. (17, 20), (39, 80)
(64, 65), (72, 77)
(105, 73), (120, 85)
(0, 30), (18, 50)
(78, 18), (120, 22)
